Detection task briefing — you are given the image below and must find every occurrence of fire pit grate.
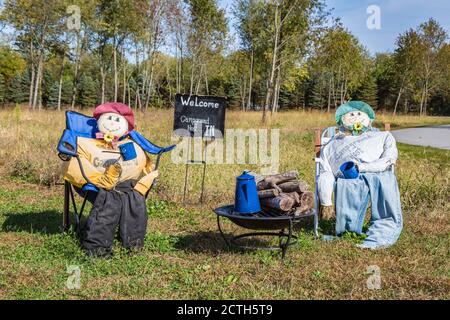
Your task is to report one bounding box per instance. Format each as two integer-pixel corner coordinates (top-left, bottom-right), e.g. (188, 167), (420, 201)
(213, 205), (317, 258)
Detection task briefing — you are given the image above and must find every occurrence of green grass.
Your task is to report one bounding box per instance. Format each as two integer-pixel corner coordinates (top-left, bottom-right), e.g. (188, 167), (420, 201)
(0, 145), (448, 299)
(0, 109), (449, 299)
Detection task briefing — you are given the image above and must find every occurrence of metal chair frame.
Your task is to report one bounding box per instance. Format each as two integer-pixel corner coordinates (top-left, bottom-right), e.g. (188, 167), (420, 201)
(58, 111), (175, 233)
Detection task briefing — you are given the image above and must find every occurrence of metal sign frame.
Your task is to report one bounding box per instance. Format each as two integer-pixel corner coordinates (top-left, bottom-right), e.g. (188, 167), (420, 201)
(182, 137), (215, 204)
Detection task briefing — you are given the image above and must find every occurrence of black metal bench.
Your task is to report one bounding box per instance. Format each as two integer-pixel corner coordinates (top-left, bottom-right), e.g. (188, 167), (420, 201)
(214, 205), (316, 258)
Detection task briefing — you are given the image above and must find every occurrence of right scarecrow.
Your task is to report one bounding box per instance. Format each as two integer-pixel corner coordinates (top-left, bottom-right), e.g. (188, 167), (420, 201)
(318, 101), (403, 249)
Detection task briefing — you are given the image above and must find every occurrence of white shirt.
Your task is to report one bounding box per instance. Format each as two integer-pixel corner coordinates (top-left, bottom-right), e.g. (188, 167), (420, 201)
(318, 130), (398, 206)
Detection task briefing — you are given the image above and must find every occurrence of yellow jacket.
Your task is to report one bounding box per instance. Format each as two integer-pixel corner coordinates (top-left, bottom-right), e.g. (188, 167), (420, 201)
(63, 136), (156, 196)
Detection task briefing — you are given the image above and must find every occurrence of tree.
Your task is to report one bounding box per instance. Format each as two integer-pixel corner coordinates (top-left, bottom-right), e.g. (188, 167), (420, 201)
(0, 46), (26, 83)
(392, 29), (420, 115)
(234, 0), (327, 120)
(416, 19), (448, 116)
(1, 0), (66, 109)
(0, 46), (26, 105)
(47, 81), (60, 108)
(78, 74), (98, 107)
(185, 0), (227, 95)
(309, 75), (326, 109)
(392, 19), (448, 116)
(233, 0), (266, 110)
(311, 25), (367, 112)
(354, 60), (378, 109)
(7, 73), (28, 104)
(373, 53), (396, 112)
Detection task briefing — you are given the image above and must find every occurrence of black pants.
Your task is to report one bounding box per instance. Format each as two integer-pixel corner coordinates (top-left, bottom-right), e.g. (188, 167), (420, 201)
(81, 180), (148, 256)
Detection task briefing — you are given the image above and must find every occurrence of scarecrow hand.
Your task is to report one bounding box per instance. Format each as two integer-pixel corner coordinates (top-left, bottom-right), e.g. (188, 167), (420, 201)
(99, 162), (122, 189)
(145, 170), (159, 182)
(144, 161), (155, 175)
(320, 205), (335, 220)
(134, 170), (159, 196)
(105, 162), (122, 177)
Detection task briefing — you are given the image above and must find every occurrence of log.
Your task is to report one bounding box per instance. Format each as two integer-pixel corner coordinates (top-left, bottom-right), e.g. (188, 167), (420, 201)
(300, 191), (314, 209)
(257, 189), (280, 199)
(285, 192), (300, 205)
(257, 170), (299, 190)
(277, 181), (308, 194)
(260, 194), (295, 212)
(294, 191), (315, 215)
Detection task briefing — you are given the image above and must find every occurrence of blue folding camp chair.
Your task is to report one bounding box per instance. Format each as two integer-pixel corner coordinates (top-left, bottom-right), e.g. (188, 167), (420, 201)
(313, 123), (393, 232)
(57, 111), (176, 232)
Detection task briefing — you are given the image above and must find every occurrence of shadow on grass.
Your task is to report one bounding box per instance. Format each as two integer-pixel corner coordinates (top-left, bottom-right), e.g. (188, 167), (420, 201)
(175, 230), (295, 255)
(175, 231), (284, 254)
(317, 219), (336, 235)
(1, 210), (62, 235)
(175, 231), (237, 254)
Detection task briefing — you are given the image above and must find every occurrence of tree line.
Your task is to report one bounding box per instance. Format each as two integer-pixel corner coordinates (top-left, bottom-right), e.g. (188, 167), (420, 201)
(0, 0), (449, 117)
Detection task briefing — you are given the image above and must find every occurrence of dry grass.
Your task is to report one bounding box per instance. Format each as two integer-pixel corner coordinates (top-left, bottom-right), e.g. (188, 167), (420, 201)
(1, 107), (449, 206)
(0, 106), (449, 300)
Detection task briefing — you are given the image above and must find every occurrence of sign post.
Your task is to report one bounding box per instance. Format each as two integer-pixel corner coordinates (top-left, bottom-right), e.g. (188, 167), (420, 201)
(173, 94), (226, 204)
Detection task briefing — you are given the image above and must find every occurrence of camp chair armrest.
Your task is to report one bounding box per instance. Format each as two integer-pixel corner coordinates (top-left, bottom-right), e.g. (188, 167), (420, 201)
(128, 131), (176, 155)
(160, 144), (176, 153)
(57, 129), (78, 157)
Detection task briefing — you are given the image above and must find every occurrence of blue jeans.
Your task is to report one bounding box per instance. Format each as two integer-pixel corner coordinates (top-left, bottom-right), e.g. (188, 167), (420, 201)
(335, 171), (403, 249)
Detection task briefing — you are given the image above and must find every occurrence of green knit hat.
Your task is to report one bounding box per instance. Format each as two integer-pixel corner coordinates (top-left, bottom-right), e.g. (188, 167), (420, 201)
(335, 101), (375, 125)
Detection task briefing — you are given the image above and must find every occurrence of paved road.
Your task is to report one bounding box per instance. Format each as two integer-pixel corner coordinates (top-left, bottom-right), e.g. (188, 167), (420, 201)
(391, 124), (450, 150)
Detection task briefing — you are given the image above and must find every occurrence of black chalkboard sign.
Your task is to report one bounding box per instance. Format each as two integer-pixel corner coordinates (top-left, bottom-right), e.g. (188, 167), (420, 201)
(173, 94), (226, 138)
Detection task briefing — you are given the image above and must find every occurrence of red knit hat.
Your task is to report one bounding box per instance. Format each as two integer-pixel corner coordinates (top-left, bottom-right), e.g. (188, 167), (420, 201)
(93, 102), (135, 132)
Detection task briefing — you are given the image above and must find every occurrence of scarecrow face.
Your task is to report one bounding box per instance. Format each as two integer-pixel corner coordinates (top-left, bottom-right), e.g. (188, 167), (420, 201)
(342, 110), (371, 134)
(97, 112), (128, 137)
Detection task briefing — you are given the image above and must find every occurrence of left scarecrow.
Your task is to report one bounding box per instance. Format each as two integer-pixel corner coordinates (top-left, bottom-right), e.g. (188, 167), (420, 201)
(63, 102), (158, 257)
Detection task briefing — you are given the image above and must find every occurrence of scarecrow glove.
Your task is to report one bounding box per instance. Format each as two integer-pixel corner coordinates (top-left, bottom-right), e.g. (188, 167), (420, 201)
(320, 205), (335, 220)
(143, 157), (155, 175)
(96, 162), (122, 189)
(134, 170), (159, 196)
(357, 159), (392, 173)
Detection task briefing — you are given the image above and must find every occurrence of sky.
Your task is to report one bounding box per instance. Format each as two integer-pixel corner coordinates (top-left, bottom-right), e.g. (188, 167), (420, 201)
(218, 0), (450, 54)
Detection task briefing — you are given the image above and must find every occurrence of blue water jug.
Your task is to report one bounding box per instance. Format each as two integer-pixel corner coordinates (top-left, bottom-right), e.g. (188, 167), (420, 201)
(234, 171), (261, 214)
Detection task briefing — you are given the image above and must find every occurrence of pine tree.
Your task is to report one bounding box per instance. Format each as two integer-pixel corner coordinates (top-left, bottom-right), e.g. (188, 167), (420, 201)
(46, 76), (72, 109)
(61, 77), (73, 106)
(78, 75), (98, 107)
(47, 81), (60, 108)
(354, 74), (378, 109)
(41, 70), (54, 107)
(309, 77), (326, 109)
(7, 73), (28, 104)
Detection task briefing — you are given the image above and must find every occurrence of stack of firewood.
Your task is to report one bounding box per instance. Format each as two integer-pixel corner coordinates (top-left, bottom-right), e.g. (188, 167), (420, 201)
(256, 170), (314, 216)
